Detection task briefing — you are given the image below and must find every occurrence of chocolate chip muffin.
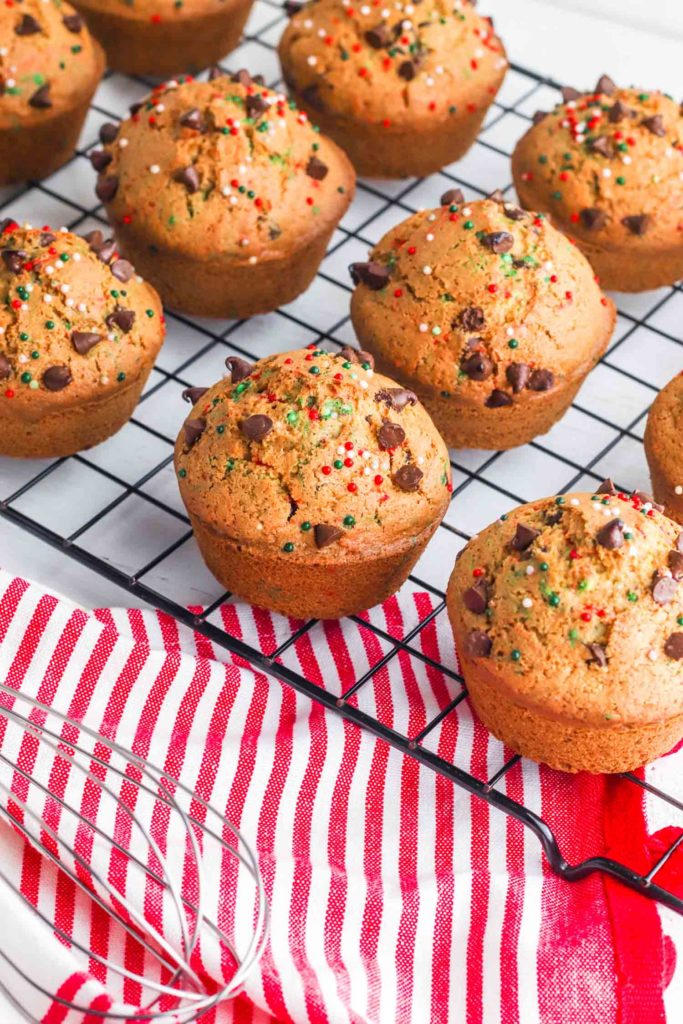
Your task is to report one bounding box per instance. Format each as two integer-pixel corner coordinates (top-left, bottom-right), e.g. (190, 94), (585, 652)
(92, 71), (355, 318)
(175, 346), (451, 618)
(349, 192), (615, 450)
(645, 372), (683, 524)
(447, 484), (683, 773)
(512, 75), (683, 292)
(0, 220), (164, 457)
(278, 0), (507, 178)
(0, 0), (104, 184)
(70, 0), (254, 77)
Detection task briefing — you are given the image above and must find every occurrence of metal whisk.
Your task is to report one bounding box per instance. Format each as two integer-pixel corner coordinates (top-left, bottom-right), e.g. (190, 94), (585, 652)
(0, 681), (268, 1022)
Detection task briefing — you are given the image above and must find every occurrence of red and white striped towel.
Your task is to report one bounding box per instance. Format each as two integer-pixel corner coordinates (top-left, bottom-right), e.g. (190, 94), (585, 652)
(0, 568), (680, 1023)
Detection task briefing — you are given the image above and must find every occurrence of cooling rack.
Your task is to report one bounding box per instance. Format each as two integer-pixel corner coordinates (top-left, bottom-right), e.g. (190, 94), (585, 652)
(1, 0), (682, 917)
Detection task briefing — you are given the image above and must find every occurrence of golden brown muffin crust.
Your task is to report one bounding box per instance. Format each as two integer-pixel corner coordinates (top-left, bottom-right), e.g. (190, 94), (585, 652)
(0, 221), (164, 414)
(93, 72), (355, 264)
(278, 0), (507, 129)
(448, 487), (683, 728)
(512, 77), (683, 253)
(73, 0), (241, 18)
(0, 0), (103, 125)
(175, 346), (452, 560)
(645, 372), (683, 523)
(350, 195), (614, 407)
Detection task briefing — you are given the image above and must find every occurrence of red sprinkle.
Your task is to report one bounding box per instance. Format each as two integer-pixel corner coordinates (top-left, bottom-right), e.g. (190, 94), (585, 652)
(347, 483), (358, 493)
(321, 465), (332, 475)
(374, 475), (383, 485)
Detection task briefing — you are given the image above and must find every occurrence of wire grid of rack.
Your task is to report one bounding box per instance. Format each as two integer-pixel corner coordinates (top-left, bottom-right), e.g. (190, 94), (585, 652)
(1, 0), (683, 916)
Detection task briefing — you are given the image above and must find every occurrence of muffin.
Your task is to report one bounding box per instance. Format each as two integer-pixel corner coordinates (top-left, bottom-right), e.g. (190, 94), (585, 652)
(349, 193), (616, 450)
(175, 346), (452, 618)
(447, 485), (683, 773)
(91, 71), (355, 318)
(278, 0), (507, 178)
(645, 372), (683, 524)
(0, 220), (164, 457)
(512, 75), (683, 292)
(70, 0), (254, 77)
(0, 0), (104, 184)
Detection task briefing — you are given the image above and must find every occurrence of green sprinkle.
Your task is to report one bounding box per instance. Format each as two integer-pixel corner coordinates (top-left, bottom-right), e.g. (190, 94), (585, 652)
(117, 372), (126, 382)
(678, 616), (683, 627)
(555, 497), (565, 505)
(551, 191), (562, 200)
(638, 93), (650, 101)
(111, 290), (119, 298)
(627, 590), (638, 602)
(31, 350), (39, 360)
(59, 253), (69, 262)
(286, 410), (298, 424)
(432, 326), (441, 336)
(500, 513), (508, 521)
(624, 531), (632, 540)
(45, 320), (54, 330)
(616, 176), (626, 185)
(247, 190), (255, 199)
(178, 468), (187, 478)
(548, 593), (560, 607)
(309, 366), (320, 375)
(20, 372), (31, 384)
(538, 155), (548, 164)
(301, 521), (311, 532)
(334, 460), (343, 469)
(19, 331), (28, 340)
(145, 309), (155, 318)
(226, 458), (235, 472)
(342, 361), (352, 369)
(216, 424), (225, 434)
(508, 339), (519, 349)
(282, 542), (295, 553)
(578, 579), (588, 591)
(343, 515), (356, 528)
(235, 382), (248, 394)
(511, 649), (521, 662)
(463, 220), (474, 230)
(361, 361), (371, 370)
(568, 629), (579, 640)
(591, 495), (600, 501)
(539, 561), (549, 572)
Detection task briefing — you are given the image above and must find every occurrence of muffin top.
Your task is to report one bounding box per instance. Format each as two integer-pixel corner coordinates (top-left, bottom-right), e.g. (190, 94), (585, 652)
(0, 0), (103, 126)
(278, 0), (507, 128)
(447, 485), (683, 726)
(350, 194), (615, 406)
(647, 372), (683, 494)
(175, 346), (452, 559)
(92, 71), (355, 262)
(0, 219), (164, 412)
(71, 0), (231, 17)
(513, 76), (683, 250)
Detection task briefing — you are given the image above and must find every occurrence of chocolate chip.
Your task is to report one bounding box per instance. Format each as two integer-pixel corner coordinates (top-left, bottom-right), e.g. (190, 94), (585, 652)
(306, 155), (328, 180)
(398, 60), (416, 81)
(129, 101), (143, 116)
(585, 643), (608, 667)
(377, 421), (406, 450)
(596, 478), (616, 495)
(340, 346), (374, 369)
(39, 231), (55, 247)
(42, 365), (72, 391)
(96, 175), (119, 202)
(464, 630), (492, 657)
(480, 231), (514, 254)
(589, 135), (612, 157)
(71, 331), (102, 355)
(95, 238), (117, 264)
(15, 14), (41, 35)
(622, 214), (650, 236)
(349, 261), (390, 290)
(463, 580), (489, 614)
(174, 166), (200, 193)
(596, 517), (624, 550)
(225, 355), (253, 382)
(441, 188), (464, 206)
(462, 351), (493, 381)
(110, 259), (134, 283)
(29, 84), (51, 109)
(528, 369), (554, 392)
(314, 524), (343, 549)
(89, 149), (112, 172)
(246, 93), (268, 120)
(545, 509), (563, 526)
(510, 523), (539, 552)
(207, 65), (224, 81)
(283, 0), (302, 14)
(608, 100), (630, 123)
(393, 465), (423, 492)
(487, 189), (505, 204)
(375, 387), (417, 411)
(503, 205), (525, 221)
(532, 110), (547, 125)
(595, 74), (617, 96)
(62, 13), (82, 32)
(365, 23), (392, 48)
(561, 86), (582, 103)
(580, 207), (606, 230)
(182, 386), (208, 405)
(105, 307), (135, 333)
(668, 550), (683, 580)
(506, 363), (529, 393)
(642, 114), (665, 137)
(231, 68), (252, 87)
(485, 389), (512, 408)
(1, 249), (26, 274)
(455, 306), (485, 332)
(241, 414), (273, 440)
(83, 229), (104, 252)
(664, 633), (683, 660)
(0, 354), (11, 379)
(179, 108), (205, 131)
(652, 570), (678, 606)
(183, 418), (206, 447)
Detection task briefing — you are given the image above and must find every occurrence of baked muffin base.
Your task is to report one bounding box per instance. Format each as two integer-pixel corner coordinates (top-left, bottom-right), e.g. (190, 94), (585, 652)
(644, 421), (683, 524)
(190, 515), (442, 619)
(458, 651), (683, 773)
(0, 372), (151, 458)
(515, 180), (683, 292)
(285, 96), (492, 179)
(112, 220), (344, 319)
(73, 0), (253, 77)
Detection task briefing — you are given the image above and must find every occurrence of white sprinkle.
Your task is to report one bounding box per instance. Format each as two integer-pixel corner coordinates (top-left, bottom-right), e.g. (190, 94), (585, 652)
(77, 303), (87, 313)
(361, 3), (370, 11)
(622, 155), (632, 165)
(359, 380), (368, 389)
(602, 168), (612, 178)
(45, 265), (54, 275)
(65, 298), (74, 307)
(256, 522), (264, 531)
(221, 186), (231, 196)
(364, 466), (371, 476)
(426, 232), (434, 241)
(248, 255), (257, 265)
(427, 213), (437, 222)
(525, 566), (535, 575)
(18, 354), (28, 364)
(150, 164), (160, 174)
(240, 238), (249, 247)
(72, 252), (81, 262)
(119, 138), (128, 148)
(303, 18), (313, 27)
(570, 498), (580, 506)
(425, 77), (435, 87)
(419, 323), (428, 333)
(422, 265), (433, 275)
(675, 485), (683, 495)
(229, 196), (238, 205)
(43, 294), (52, 304)
(648, 649), (659, 662)
(602, 506), (613, 516)
(307, 55), (318, 66)
(372, 458), (379, 470)
(60, 284), (70, 294)
(100, 375), (109, 385)
(506, 326), (514, 336)
(522, 597), (533, 608)
(417, 455), (424, 465)
(155, 103), (165, 113)
(336, 445), (345, 455)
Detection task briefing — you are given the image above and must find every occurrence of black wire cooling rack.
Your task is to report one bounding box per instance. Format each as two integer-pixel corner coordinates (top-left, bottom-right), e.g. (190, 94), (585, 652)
(1, 0), (682, 915)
